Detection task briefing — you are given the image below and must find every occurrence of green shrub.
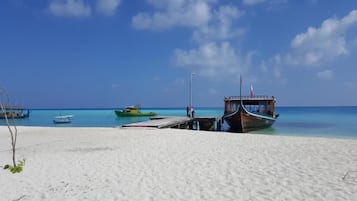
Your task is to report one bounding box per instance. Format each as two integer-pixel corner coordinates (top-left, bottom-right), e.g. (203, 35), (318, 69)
(3, 159), (25, 174)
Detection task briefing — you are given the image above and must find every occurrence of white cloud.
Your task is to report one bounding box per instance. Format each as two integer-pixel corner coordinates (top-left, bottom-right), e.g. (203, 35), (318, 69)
(261, 54), (283, 79)
(48, 0), (91, 18)
(96, 0), (121, 16)
(133, 1), (249, 79)
(242, 0), (265, 6)
(132, 0), (244, 42)
(343, 81), (357, 90)
(174, 42), (249, 78)
(242, 0), (288, 7)
(192, 5), (244, 43)
(132, 0), (216, 30)
(264, 9), (357, 80)
(317, 70), (333, 80)
(286, 9), (357, 66)
(48, 0), (121, 17)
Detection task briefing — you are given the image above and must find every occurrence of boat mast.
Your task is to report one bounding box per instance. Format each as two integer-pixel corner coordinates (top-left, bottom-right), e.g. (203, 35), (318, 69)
(240, 75), (242, 98)
(240, 75), (243, 105)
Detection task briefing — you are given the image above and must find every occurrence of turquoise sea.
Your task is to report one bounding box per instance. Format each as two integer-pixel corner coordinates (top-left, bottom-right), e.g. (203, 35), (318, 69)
(1, 107), (356, 139)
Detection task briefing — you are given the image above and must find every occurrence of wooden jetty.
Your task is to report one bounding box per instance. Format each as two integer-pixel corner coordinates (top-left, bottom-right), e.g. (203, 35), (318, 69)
(121, 116), (222, 131)
(194, 116), (222, 131)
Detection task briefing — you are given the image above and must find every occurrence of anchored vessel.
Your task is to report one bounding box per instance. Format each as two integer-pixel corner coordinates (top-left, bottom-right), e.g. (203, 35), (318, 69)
(0, 106), (30, 119)
(114, 105), (157, 117)
(53, 115), (73, 124)
(223, 77), (279, 132)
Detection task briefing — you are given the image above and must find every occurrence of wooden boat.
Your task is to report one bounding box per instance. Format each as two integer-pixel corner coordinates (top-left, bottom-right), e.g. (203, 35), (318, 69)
(222, 77), (279, 132)
(0, 106), (30, 119)
(114, 105), (157, 117)
(53, 115), (73, 124)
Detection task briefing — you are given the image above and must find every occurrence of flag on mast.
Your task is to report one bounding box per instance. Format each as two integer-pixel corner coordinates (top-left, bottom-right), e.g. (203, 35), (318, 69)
(250, 84), (254, 98)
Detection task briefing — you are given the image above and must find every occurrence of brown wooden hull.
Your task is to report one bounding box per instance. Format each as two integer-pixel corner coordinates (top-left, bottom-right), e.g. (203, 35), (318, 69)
(0, 111), (29, 119)
(223, 105), (277, 133)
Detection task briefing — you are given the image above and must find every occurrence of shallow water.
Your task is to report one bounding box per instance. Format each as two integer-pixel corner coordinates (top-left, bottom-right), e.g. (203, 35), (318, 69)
(1, 106), (356, 139)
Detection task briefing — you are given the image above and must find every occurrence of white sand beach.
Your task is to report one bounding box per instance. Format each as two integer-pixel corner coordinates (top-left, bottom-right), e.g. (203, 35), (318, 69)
(0, 126), (356, 201)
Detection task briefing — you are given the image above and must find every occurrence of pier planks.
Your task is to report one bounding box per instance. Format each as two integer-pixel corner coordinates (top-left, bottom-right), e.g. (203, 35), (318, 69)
(121, 116), (192, 129)
(121, 116), (222, 131)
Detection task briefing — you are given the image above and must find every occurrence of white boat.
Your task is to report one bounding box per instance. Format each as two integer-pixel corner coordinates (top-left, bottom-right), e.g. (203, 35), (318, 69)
(53, 115), (73, 124)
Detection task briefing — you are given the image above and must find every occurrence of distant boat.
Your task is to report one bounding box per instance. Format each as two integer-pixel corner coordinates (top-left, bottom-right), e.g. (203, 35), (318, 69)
(222, 76), (279, 133)
(53, 115), (73, 124)
(114, 105), (157, 117)
(0, 106), (30, 119)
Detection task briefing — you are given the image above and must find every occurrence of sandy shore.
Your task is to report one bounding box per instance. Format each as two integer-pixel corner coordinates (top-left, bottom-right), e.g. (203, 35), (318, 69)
(0, 126), (356, 201)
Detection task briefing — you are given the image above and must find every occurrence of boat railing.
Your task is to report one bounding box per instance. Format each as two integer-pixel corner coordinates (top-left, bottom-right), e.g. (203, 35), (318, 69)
(3, 106), (26, 110)
(225, 95), (274, 100)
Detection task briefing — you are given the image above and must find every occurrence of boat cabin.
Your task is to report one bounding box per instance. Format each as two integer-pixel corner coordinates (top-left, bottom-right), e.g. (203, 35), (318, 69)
(224, 96), (277, 117)
(122, 106), (140, 114)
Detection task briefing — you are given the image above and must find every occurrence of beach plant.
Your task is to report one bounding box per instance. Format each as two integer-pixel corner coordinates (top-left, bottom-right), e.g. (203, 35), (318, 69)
(0, 88), (25, 173)
(3, 159), (26, 173)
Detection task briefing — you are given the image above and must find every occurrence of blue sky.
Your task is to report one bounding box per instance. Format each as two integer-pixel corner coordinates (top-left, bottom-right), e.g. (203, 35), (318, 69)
(1, 0), (357, 108)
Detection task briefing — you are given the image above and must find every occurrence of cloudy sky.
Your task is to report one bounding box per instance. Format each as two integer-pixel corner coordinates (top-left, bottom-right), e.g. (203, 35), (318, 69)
(1, 0), (357, 108)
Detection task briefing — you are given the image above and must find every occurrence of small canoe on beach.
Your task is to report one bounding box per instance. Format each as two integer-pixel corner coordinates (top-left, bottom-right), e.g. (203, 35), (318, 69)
(53, 115), (73, 124)
(114, 105), (157, 117)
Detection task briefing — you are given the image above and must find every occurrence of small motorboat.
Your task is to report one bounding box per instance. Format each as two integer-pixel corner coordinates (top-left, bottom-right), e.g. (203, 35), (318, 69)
(114, 105), (157, 117)
(53, 115), (73, 124)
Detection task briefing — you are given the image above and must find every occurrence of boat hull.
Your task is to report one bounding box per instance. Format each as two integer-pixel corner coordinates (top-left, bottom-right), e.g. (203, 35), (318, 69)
(0, 107), (30, 119)
(0, 113), (29, 119)
(223, 105), (277, 133)
(114, 110), (157, 117)
(53, 119), (71, 124)
(53, 115), (73, 124)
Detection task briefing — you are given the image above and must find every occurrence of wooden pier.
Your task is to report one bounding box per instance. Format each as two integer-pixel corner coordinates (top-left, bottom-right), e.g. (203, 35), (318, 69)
(121, 116), (222, 131)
